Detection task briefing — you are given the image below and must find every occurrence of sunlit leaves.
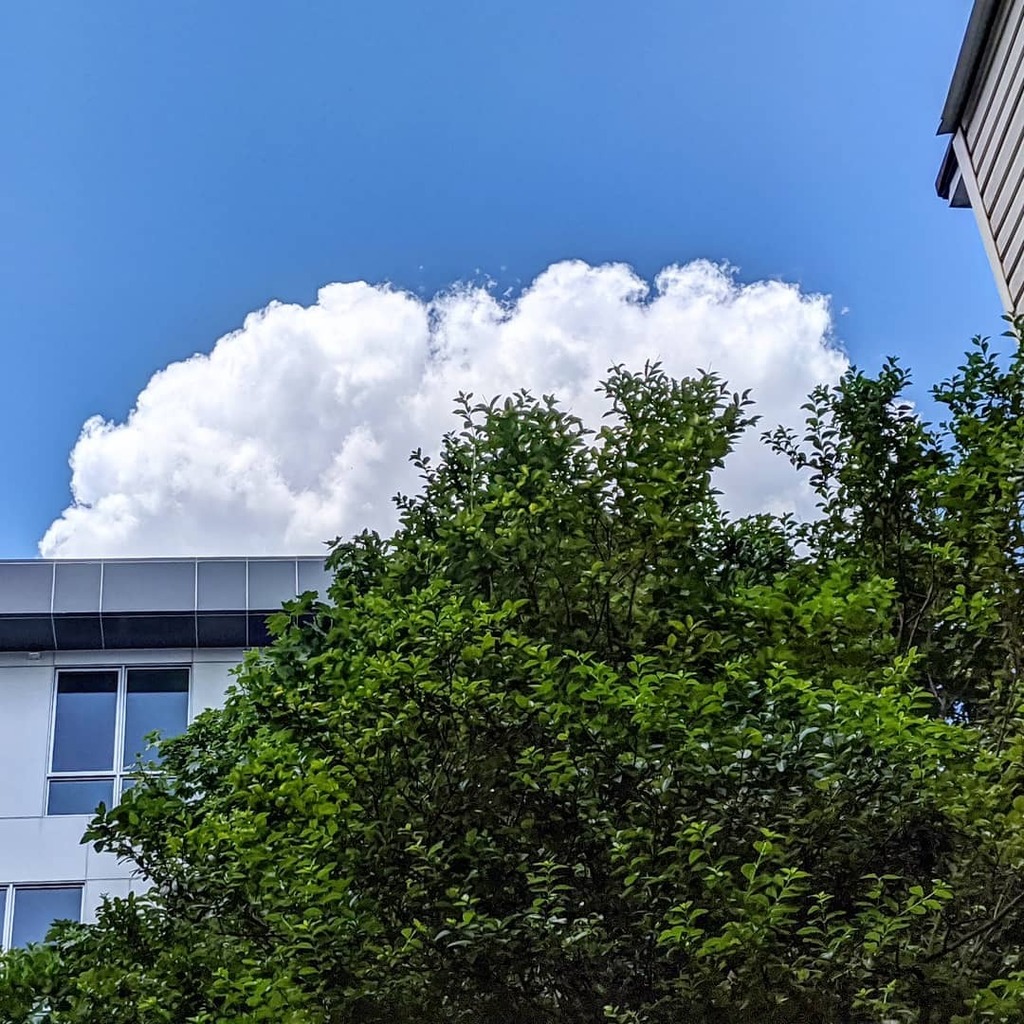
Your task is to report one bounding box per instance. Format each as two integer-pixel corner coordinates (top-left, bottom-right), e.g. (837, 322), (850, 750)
(6, 356), (1024, 1022)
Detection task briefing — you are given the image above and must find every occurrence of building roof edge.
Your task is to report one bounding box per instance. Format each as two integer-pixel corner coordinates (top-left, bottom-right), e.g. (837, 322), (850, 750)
(939, 0), (1004, 135)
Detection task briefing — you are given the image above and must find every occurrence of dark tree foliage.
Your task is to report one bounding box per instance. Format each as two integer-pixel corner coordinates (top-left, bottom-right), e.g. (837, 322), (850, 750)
(7, 336), (1024, 1023)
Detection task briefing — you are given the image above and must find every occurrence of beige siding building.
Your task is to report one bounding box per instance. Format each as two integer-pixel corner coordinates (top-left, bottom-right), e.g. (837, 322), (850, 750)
(938, 0), (1024, 310)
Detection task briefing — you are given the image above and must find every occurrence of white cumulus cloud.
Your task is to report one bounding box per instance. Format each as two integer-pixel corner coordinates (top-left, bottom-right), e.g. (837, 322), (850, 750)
(39, 260), (847, 558)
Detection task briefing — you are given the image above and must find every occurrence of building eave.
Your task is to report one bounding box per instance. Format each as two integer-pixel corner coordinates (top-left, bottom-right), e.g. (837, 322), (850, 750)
(0, 557), (332, 652)
(936, 138), (960, 198)
(938, 0), (1005, 135)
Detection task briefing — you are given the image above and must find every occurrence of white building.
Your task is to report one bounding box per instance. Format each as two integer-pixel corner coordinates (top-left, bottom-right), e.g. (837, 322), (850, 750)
(0, 556), (330, 950)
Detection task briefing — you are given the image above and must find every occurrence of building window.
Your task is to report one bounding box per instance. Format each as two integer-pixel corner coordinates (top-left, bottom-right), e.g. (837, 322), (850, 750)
(0, 885), (83, 949)
(47, 667), (189, 815)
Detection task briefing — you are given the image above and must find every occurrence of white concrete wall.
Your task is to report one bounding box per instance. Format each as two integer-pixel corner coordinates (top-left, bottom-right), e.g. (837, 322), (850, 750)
(0, 648), (241, 928)
(0, 661), (53, 819)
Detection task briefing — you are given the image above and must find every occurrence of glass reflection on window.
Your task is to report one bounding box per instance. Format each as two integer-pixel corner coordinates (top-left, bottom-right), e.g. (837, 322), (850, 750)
(51, 672), (117, 772)
(10, 887), (82, 948)
(123, 668), (189, 766)
(47, 778), (114, 816)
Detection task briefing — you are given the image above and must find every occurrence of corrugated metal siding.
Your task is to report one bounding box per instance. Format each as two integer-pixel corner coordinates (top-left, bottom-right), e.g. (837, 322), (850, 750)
(962, 0), (1024, 309)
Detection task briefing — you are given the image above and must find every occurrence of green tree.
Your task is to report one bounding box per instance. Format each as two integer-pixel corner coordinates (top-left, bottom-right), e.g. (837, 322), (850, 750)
(5, 355), (1024, 1023)
(767, 325), (1024, 727)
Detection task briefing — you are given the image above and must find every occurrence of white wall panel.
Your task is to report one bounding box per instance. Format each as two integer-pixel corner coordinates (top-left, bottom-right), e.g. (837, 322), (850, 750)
(0, 817), (90, 883)
(0, 664), (54, 819)
(191, 654), (242, 715)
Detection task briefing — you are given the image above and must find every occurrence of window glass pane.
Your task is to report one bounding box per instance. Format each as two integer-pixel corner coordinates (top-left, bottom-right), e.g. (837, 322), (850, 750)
(11, 887), (81, 947)
(52, 672), (117, 772)
(47, 779), (114, 816)
(123, 669), (188, 767)
(0, 887), (6, 946)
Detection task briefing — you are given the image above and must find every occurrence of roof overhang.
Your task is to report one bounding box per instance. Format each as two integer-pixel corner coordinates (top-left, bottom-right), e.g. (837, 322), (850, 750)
(936, 138), (972, 206)
(938, 0), (1004, 135)
(0, 557), (331, 652)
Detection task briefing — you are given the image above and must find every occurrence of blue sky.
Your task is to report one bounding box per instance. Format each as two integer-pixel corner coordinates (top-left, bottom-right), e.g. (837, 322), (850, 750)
(0, 1), (996, 557)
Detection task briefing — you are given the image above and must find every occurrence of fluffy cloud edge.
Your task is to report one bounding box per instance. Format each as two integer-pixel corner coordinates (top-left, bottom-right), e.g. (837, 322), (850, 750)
(40, 260), (846, 558)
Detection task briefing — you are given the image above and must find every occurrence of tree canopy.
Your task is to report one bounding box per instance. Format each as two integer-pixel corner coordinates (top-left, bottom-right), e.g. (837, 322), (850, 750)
(7, 331), (1024, 1022)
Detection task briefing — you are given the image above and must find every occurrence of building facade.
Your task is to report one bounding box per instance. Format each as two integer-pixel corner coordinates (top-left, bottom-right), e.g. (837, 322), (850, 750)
(0, 556), (330, 950)
(937, 0), (1024, 311)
